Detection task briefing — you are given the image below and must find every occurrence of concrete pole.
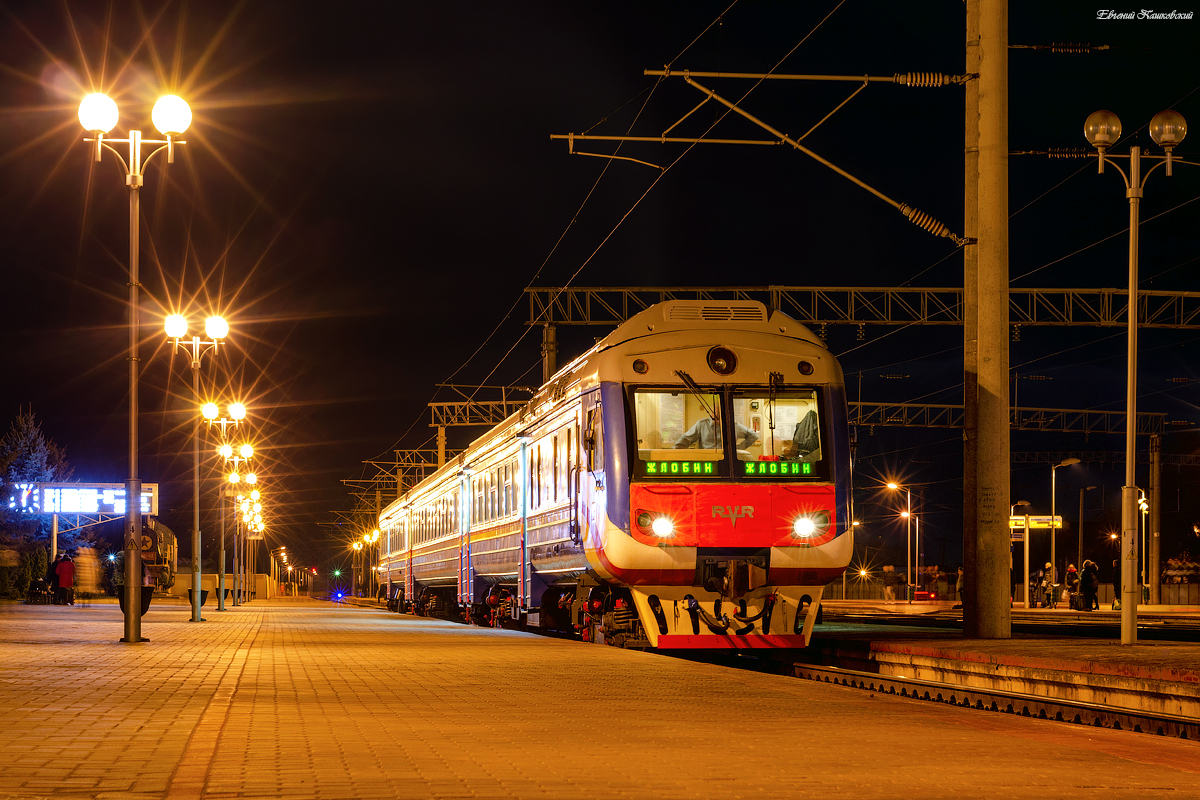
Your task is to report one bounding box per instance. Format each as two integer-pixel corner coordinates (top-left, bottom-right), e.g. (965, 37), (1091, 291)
(541, 323), (557, 383)
(973, 0), (1012, 638)
(1150, 434), (1161, 604)
(1121, 147), (1142, 644)
(961, 0), (981, 636)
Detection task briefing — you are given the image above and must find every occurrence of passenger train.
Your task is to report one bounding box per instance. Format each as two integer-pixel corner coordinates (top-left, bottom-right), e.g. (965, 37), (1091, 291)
(378, 300), (853, 649)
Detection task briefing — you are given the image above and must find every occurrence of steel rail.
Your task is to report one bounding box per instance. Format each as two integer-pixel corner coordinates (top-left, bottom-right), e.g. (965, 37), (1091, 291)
(790, 662), (1199, 739)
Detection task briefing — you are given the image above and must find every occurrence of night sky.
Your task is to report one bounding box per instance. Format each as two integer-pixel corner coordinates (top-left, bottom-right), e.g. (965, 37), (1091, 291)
(1, 1), (1198, 576)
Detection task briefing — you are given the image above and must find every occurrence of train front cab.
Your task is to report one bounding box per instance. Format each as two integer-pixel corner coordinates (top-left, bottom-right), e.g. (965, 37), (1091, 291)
(587, 372), (852, 650)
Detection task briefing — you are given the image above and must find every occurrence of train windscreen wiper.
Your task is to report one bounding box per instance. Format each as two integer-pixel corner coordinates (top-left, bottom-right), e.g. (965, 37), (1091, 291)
(674, 370), (718, 423)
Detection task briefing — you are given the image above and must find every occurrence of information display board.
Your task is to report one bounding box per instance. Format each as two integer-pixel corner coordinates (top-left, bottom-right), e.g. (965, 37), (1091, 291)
(36, 482), (159, 516)
(1008, 515), (1062, 541)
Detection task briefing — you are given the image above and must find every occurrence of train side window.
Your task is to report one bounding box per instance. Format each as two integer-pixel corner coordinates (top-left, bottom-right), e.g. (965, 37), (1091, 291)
(585, 407), (604, 473)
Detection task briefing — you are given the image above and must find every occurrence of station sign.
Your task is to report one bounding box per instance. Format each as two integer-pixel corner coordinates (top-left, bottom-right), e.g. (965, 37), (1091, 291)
(35, 482), (159, 516)
(1008, 515), (1062, 541)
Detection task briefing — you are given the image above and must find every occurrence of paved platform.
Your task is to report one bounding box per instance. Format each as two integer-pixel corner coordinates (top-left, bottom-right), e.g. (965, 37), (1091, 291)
(0, 598), (1198, 800)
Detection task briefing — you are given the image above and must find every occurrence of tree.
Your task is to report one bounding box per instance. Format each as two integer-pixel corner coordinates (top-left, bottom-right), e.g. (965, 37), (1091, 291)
(0, 408), (73, 486)
(0, 408), (74, 546)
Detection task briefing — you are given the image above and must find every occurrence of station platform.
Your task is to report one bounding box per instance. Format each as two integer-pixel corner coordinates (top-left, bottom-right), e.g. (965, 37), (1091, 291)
(810, 602), (1200, 719)
(1, 597), (1197, 799)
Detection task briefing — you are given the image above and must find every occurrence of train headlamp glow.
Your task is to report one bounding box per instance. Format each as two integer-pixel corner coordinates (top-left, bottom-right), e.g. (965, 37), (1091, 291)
(793, 517), (816, 538)
(650, 516), (674, 538)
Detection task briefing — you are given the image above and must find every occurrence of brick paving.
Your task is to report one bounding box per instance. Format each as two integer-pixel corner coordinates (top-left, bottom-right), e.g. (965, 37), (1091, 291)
(0, 598), (1197, 800)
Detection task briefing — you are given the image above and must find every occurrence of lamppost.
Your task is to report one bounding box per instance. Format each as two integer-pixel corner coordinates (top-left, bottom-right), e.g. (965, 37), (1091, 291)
(225, 448), (255, 605)
(1012, 500), (1031, 607)
(166, 314), (228, 623)
(353, 541), (363, 597)
(1083, 107), (1190, 643)
(77, 92), (193, 644)
(1138, 492), (1150, 590)
(1078, 486), (1097, 573)
(1050, 457), (1081, 589)
(886, 483), (913, 602)
(205, 403), (247, 611)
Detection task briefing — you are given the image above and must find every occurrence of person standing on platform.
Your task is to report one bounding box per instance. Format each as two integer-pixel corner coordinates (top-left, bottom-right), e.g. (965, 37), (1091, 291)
(953, 566), (965, 610)
(1112, 559), (1122, 610)
(54, 553), (75, 606)
(1081, 560), (1100, 611)
(48, 554), (62, 604)
(882, 565), (897, 604)
(1065, 564), (1080, 609)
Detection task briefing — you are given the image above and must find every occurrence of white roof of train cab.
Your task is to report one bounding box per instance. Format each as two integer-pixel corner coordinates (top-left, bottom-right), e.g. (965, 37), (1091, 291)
(592, 299), (828, 353)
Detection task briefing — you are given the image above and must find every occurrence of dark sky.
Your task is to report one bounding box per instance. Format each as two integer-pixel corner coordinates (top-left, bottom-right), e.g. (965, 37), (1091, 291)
(1, 1), (1198, 573)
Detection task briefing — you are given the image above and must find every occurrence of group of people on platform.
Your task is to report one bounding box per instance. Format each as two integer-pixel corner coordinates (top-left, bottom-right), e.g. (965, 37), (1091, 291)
(1028, 560), (1103, 610)
(47, 553), (75, 605)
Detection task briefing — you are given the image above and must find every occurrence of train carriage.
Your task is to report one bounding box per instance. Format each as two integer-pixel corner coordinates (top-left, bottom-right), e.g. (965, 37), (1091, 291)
(378, 299), (852, 649)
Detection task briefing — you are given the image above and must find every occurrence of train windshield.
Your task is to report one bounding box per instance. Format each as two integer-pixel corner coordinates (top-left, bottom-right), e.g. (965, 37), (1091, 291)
(732, 388), (823, 478)
(633, 388), (726, 478)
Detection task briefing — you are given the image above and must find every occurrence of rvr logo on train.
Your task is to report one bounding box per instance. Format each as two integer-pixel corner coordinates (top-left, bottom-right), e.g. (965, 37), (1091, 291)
(712, 505), (755, 527)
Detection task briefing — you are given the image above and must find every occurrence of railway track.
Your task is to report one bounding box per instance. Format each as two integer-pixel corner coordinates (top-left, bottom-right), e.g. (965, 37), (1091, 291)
(790, 662), (1200, 740)
(822, 611), (1200, 642)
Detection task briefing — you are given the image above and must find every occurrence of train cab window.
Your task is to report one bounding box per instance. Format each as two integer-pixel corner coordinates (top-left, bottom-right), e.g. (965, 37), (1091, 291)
(633, 388), (725, 478)
(732, 388), (824, 478)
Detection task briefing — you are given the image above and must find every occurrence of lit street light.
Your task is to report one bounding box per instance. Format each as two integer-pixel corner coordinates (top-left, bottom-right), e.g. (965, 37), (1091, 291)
(1050, 457), (1080, 591)
(205, 402), (246, 612)
(1084, 107), (1191, 643)
(887, 482), (914, 603)
(78, 91), (192, 644)
(168, 315), (228, 623)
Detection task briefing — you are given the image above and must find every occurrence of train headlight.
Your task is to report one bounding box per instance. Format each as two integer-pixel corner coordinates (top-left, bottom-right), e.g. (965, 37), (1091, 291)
(792, 512), (831, 541)
(651, 516), (674, 538)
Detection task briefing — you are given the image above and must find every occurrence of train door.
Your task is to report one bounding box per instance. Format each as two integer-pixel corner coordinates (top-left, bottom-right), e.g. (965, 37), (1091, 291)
(570, 408), (581, 548)
(458, 481), (472, 606)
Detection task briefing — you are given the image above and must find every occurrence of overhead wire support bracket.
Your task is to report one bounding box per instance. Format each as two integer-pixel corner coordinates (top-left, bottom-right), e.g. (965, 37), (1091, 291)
(645, 68), (973, 86)
(678, 77), (973, 246)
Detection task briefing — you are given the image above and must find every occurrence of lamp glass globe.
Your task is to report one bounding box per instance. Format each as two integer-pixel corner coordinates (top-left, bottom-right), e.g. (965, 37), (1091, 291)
(240, 444), (254, 459)
(246, 472), (257, 484)
(228, 403), (246, 420)
(202, 402), (220, 420)
(78, 93), (119, 133)
(165, 314), (188, 338)
(250, 489), (260, 501)
(1149, 109), (1187, 147)
(204, 316), (229, 340)
(151, 95), (192, 135)
(219, 444), (234, 459)
(1084, 110), (1122, 147)
(228, 472), (241, 484)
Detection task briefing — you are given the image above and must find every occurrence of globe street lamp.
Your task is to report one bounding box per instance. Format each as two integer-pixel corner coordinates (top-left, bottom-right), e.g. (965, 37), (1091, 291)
(79, 92), (192, 644)
(886, 482), (913, 603)
(167, 316), (228, 623)
(208, 410), (249, 612)
(1049, 457), (1080, 591)
(1084, 108), (1191, 643)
